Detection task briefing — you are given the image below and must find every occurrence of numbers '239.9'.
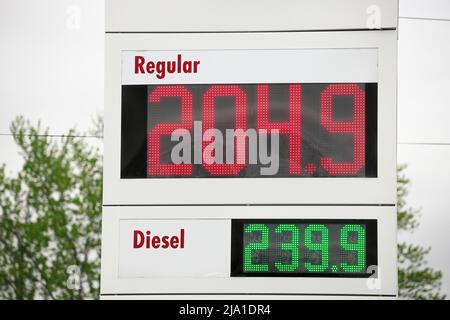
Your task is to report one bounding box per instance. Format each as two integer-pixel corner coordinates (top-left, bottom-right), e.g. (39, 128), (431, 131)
(243, 224), (366, 273)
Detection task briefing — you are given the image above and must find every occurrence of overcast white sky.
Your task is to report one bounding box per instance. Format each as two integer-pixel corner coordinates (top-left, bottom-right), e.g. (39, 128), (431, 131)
(396, 0), (450, 298)
(0, 0), (449, 298)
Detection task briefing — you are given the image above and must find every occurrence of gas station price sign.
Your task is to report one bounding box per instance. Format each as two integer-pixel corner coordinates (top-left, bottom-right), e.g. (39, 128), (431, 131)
(231, 219), (377, 277)
(102, 0), (398, 298)
(121, 83), (377, 178)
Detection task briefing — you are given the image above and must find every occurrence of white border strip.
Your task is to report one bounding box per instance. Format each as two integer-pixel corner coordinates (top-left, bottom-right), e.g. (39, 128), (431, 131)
(122, 49), (378, 85)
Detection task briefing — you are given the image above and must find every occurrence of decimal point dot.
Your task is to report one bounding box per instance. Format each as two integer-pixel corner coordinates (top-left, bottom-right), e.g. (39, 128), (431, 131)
(304, 163), (317, 175)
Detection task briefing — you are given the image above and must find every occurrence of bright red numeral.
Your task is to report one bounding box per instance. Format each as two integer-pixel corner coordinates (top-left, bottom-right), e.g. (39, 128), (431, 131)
(257, 84), (301, 174)
(320, 84), (365, 175)
(148, 85), (193, 175)
(202, 85), (247, 175)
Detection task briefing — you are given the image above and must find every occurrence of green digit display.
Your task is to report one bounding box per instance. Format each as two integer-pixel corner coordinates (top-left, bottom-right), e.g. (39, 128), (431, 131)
(340, 224), (366, 273)
(236, 220), (375, 277)
(274, 224), (299, 272)
(304, 224), (329, 272)
(244, 224), (269, 272)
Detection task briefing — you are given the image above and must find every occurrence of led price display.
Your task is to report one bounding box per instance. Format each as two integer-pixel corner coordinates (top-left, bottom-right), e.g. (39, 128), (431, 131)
(231, 219), (377, 277)
(121, 83), (377, 178)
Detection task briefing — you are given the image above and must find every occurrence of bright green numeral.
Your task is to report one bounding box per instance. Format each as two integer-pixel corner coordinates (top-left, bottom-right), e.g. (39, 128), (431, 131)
(244, 224), (269, 272)
(340, 224), (366, 273)
(304, 224), (329, 272)
(275, 224), (299, 272)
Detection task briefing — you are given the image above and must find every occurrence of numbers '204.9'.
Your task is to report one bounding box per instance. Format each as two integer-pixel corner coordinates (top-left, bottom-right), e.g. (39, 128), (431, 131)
(243, 223), (366, 274)
(146, 83), (367, 177)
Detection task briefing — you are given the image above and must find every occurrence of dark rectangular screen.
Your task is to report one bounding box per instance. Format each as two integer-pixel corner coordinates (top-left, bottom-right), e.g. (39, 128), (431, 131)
(231, 219), (377, 277)
(121, 83), (377, 178)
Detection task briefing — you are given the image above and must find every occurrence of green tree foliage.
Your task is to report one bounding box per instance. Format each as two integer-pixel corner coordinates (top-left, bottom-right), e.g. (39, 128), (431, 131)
(397, 164), (445, 299)
(0, 117), (102, 299)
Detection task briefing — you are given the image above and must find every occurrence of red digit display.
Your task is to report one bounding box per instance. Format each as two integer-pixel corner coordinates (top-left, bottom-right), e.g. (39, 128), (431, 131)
(202, 85), (247, 175)
(121, 83), (377, 178)
(257, 84), (301, 175)
(320, 84), (365, 175)
(147, 85), (193, 175)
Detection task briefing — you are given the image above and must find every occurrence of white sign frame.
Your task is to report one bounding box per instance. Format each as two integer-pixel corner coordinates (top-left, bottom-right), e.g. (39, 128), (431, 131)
(103, 31), (397, 205)
(101, 205), (397, 297)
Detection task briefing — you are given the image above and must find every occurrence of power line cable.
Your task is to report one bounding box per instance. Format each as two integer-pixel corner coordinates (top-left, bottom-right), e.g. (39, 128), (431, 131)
(399, 16), (450, 22)
(0, 133), (103, 139)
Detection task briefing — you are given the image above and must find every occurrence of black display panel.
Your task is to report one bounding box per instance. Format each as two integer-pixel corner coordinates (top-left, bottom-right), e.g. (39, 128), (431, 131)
(231, 219), (377, 277)
(121, 83), (377, 178)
